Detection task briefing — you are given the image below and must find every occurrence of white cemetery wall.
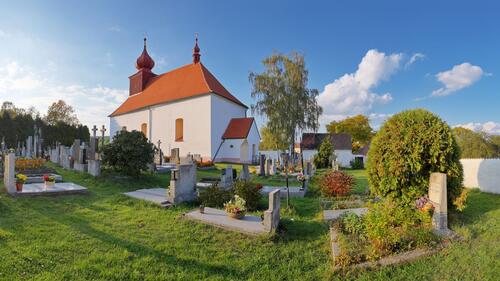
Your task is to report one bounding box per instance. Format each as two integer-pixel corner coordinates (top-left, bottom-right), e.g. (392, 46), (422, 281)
(461, 159), (500, 194)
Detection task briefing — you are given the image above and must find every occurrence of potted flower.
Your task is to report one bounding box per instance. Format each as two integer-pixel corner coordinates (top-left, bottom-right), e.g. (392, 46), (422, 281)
(43, 174), (56, 188)
(255, 183), (263, 190)
(297, 173), (308, 190)
(15, 174), (28, 191)
(224, 195), (247, 219)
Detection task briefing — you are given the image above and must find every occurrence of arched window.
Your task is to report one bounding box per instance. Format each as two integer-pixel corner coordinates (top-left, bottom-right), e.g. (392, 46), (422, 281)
(141, 123), (148, 136)
(175, 118), (183, 142)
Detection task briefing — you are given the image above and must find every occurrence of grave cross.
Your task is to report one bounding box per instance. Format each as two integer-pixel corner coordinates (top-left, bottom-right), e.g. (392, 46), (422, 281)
(92, 125), (98, 138)
(100, 125), (106, 147)
(157, 139), (162, 165)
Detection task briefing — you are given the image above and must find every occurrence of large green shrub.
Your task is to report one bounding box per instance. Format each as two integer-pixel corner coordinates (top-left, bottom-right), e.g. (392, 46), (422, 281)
(102, 130), (154, 177)
(313, 137), (333, 168)
(199, 184), (233, 208)
(367, 109), (463, 209)
(233, 180), (262, 211)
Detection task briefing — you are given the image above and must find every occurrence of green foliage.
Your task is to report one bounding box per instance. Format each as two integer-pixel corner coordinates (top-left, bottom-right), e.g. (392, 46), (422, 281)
(320, 170), (354, 197)
(350, 157), (364, 169)
(0, 101), (89, 148)
(233, 180), (263, 211)
(101, 130), (154, 177)
(249, 52), (323, 152)
(259, 124), (288, 150)
(339, 212), (365, 236)
(363, 200), (435, 259)
(453, 127), (497, 158)
(313, 137), (333, 168)
(326, 114), (373, 150)
(199, 184), (233, 208)
(44, 100), (79, 126)
(367, 109), (464, 209)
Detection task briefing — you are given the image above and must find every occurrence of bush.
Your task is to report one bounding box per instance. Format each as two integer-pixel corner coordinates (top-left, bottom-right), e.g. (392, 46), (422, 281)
(339, 212), (365, 236)
(199, 184), (233, 208)
(367, 109), (464, 209)
(313, 137), (333, 168)
(363, 200), (434, 259)
(233, 180), (263, 211)
(350, 158), (364, 169)
(101, 130), (154, 177)
(320, 170), (355, 197)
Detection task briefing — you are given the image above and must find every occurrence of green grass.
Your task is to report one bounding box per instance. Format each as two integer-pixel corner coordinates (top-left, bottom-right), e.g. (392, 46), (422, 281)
(0, 168), (498, 280)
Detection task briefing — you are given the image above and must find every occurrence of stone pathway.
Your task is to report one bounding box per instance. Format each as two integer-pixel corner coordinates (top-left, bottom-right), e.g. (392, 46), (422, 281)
(123, 188), (172, 207)
(323, 208), (368, 221)
(185, 207), (267, 235)
(15, 182), (88, 197)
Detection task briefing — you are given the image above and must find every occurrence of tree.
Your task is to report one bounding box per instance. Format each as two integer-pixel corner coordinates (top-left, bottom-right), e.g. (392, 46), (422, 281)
(102, 130), (154, 177)
(259, 125), (288, 150)
(313, 137), (334, 168)
(249, 52), (322, 159)
(44, 100), (79, 126)
(453, 127), (495, 158)
(326, 114), (373, 151)
(367, 109), (463, 210)
(489, 135), (500, 157)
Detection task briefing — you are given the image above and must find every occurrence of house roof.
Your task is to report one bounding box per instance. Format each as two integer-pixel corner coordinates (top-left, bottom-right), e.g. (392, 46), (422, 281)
(222, 118), (255, 139)
(355, 142), (370, 156)
(301, 133), (352, 150)
(110, 62), (247, 117)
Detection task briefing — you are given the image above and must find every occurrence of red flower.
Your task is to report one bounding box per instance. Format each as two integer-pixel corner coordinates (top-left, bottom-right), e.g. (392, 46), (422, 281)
(43, 175), (49, 181)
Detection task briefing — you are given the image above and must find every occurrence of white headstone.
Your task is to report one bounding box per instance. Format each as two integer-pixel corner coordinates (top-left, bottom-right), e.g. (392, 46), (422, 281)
(429, 173), (448, 233)
(3, 152), (16, 193)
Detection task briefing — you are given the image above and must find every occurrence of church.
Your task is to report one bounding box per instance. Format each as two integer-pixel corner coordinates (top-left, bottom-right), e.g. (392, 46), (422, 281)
(109, 38), (260, 164)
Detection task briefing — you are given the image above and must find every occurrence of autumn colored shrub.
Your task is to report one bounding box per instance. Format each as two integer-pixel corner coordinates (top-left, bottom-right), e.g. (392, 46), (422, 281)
(320, 170), (355, 197)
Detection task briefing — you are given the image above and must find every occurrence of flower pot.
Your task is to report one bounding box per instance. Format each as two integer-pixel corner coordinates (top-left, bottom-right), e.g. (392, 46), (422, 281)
(228, 212), (245, 219)
(44, 181), (55, 188)
(16, 183), (23, 192)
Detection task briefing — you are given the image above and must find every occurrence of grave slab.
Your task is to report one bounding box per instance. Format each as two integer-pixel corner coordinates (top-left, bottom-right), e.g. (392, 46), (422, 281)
(186, 207), (266, 235)
(260, 186), (305, 198)
(14, 182), (88, 197)
(123, 188), (171, 207)
(323, 208), (368, 221)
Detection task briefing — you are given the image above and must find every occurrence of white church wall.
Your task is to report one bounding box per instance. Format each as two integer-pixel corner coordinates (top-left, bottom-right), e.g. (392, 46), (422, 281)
(151, 95), (212, 159)
(210, 94), (247, 158)
(110, 109), (149, 139)
(245, 121), (260, 162)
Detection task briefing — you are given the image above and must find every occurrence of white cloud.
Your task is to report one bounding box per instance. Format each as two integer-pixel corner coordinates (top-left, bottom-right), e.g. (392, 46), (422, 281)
(317, 49), (403, 127)
(108, 25), (122, 32)
(0, 61), (127, 129)
(405, 53), (425, 68)
(455, 122), (500, 135)
(432, 63), (484, 96)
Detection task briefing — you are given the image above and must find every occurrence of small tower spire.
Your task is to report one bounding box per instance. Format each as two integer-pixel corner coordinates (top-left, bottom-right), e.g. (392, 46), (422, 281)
(193, 33), (201, 64)
(136, 36), (155, 70)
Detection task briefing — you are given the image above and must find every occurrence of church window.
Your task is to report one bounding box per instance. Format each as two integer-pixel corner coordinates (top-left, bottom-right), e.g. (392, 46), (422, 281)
(175, 118), (183, 141)
(141, 123), (148, 136)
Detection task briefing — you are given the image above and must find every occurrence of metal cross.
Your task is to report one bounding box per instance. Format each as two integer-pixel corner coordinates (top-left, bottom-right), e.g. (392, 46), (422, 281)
(92, 125), (98, 138)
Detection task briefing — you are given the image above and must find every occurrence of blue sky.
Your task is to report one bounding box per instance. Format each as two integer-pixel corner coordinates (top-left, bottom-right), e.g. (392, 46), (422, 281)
(0, 0), (499, 134)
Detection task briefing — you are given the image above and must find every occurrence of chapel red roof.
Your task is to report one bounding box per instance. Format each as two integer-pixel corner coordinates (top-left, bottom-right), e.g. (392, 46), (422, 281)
(110, 62), (247, 116)
(222, 118), (255, 139)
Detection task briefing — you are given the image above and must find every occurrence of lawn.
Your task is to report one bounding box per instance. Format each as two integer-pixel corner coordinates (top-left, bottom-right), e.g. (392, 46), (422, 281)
(0, 167), (498, 280)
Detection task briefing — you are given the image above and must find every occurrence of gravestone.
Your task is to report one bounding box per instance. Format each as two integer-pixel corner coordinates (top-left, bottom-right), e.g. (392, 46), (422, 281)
(70, 139), (81, 169)
(26, 136), (32, 158)
(60, 146), (71, 170)
(193, 154), (202, 163)
(428, 173), (449, 235)
(239, 164), (250, 181)
(220, 165), (234, 190)
(3, 152), (15, 193)
(306, 161), (313, 176)
(167, 162), (197, 204)
(88, 137), (98, 161)
(88, 160), (101, 177)
(180, 154), (194, 165)
(259, 154), (266, 176)
(270, 159), (277, 175)
(263, 189), (280, 232)
(74, 143), (88, 172)
(265, 158), (271, 176)
(171, 148), (180, 164)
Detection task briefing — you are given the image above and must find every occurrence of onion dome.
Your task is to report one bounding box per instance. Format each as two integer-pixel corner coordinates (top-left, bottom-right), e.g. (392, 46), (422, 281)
(193, 36), (201, 64)
(136, 37), (155, 70)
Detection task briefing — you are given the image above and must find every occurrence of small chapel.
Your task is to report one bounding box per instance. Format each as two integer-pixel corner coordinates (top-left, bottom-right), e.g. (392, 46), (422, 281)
(109, 38), (260, 164)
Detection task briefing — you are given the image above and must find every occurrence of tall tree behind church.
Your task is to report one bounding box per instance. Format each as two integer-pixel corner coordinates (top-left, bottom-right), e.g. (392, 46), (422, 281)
(249, 52), (322, 158)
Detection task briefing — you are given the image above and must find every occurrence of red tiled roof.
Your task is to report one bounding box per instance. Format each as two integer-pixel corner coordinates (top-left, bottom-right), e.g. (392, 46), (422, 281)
(110, 62), (247, 117)
(222, 118), (255, 139)
(301, 133), (352, 150)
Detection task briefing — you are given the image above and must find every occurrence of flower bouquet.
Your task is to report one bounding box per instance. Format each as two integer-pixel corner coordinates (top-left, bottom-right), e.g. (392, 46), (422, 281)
(416, 195), (434, 214)
(15, 174), (28, 191)
(297, 173), (307, 182)
(43, 174), (56, 188)
(224, 195), (247, 219)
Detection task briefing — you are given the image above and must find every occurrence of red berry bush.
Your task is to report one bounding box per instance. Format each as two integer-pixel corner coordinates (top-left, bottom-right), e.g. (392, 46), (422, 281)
(320, 170), (355, 197)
